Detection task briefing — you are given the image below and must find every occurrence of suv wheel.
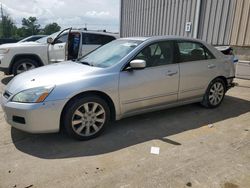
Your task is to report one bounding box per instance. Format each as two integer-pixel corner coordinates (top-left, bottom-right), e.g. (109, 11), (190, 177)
(12, 58), (39, 75)
(62, 95), (110, 140)
(201, 78), (226, 108)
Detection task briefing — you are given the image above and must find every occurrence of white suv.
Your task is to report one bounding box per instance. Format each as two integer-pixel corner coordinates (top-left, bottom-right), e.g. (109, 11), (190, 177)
(0, 28), (118, 75)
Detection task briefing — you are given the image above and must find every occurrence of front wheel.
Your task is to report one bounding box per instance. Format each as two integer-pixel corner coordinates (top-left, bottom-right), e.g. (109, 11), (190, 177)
(62, 95), (110, 140)
(12, 58), (39, 75)
(201, 78), (226, 108)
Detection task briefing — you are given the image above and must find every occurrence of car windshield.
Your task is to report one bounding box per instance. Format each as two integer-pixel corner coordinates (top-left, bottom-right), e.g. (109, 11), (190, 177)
(36, 31), (60, 43)
(18, 35), (47, 43)
(79, 39), (142, 68)
(18, 36), (32, 43)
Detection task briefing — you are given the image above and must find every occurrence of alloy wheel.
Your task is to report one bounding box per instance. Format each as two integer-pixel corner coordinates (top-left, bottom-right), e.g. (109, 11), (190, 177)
(208, 82), (224, 106)
(16, 62), (36, 74)
(71, 102), (106, 136)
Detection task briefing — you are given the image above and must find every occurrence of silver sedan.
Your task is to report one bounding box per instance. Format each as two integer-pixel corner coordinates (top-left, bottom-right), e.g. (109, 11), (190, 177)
(1, 36), (235, 140)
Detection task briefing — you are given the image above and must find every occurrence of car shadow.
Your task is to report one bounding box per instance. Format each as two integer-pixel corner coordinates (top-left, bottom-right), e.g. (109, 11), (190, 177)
(11, 95), (250, 159)
(1, 76), (13, 85)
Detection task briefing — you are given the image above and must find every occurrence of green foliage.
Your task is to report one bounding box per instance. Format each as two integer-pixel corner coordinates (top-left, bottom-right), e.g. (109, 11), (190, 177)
(0, 15), (16, 38)
(0, 13), (61, 39)
(43, 22), (61, 35)
(21, 17), (41, 35)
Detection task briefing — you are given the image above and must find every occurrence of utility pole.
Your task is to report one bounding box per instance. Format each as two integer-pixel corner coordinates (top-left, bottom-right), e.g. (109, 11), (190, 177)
(0, 4), (3, 19)
(1, 4), (4, 38)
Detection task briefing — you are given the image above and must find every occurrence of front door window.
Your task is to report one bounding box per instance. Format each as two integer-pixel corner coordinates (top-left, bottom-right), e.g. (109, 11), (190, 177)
(134, 41), (174, 67)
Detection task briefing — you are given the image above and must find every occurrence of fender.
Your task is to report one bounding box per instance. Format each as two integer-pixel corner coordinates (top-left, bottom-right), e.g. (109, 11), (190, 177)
(9, 54), (45, 74)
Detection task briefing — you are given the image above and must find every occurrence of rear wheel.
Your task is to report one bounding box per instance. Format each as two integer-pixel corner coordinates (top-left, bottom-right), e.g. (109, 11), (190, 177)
(201, 78), (226, 108)
(12, 58), (39, 75)
(62, 95), (110, 140)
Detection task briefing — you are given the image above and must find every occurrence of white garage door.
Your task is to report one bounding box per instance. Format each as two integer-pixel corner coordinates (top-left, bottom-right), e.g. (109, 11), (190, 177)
(236, 61), (250, 80)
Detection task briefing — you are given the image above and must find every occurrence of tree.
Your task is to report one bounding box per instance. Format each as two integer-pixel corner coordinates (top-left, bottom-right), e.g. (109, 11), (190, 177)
(0, 14), (16, 38)
(22, 16), (40, 35)
(43, 22), (61, 35)
(15, 27), (26, 38)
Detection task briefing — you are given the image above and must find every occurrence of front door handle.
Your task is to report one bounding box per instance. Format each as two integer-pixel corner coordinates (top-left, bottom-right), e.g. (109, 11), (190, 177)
(166, 70), (178, 76)
(208, 64), (216, 69)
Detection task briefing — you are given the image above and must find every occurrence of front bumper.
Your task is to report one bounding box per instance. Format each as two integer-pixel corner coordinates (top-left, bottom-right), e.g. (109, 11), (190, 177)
(0, 54), (10, 74)
(1, 96), (67, 133)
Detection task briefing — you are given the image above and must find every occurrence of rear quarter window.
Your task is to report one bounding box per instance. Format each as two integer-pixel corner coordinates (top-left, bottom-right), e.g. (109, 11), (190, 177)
(82, 33), (116, 45)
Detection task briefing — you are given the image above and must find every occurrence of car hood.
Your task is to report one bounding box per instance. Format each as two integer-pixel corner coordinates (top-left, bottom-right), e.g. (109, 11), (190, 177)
(0, 42), (47, 48)
(6, 61), (102, 94)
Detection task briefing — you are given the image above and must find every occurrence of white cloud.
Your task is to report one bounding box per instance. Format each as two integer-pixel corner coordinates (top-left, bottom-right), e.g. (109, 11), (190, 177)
(85, 11), (110, 17)
(0, 0), (120, 32)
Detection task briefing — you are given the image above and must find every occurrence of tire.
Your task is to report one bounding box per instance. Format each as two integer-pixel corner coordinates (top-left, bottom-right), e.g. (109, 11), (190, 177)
(62, 95), (110, 140)
(12, 58), (39, 75)
(201, 78), (226, 108)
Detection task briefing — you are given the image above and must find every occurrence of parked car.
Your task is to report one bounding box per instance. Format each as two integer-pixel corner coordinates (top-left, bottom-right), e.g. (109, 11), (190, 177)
(0, 28), (118, 75)
(1, 36), (235, 140)
(215, 46), (238, 65)
(0, 38), (19, 45)
(17, 35), (47, 43)
(215, 46), (250, 80)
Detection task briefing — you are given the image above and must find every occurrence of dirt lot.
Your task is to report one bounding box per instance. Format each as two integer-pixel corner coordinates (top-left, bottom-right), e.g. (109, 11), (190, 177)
(0, 72), (249, 188)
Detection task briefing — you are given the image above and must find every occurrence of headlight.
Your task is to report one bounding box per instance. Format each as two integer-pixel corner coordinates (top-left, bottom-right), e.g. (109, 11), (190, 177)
(0, 48), (9, 54)
(11, 86), (55, 103)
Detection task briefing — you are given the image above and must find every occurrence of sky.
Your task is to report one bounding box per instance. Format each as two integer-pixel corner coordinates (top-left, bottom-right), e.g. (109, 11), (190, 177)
(0, 0), (120, 32)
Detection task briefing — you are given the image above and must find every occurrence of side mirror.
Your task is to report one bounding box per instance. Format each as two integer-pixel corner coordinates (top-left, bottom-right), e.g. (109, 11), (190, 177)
(47, 37), (53, 44)
(129, 59), (146, 70)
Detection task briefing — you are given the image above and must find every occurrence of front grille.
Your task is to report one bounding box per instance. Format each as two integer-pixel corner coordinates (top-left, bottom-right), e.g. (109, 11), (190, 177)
(3, 91), (11, 99)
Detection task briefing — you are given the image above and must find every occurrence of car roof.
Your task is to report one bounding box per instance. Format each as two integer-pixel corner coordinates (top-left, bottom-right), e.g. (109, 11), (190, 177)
(70, 29), (119, 38)
(120, 35), (206, 43)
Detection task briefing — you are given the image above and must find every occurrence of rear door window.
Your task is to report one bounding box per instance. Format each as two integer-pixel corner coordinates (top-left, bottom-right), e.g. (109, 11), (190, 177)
(176, 41), (215, 62)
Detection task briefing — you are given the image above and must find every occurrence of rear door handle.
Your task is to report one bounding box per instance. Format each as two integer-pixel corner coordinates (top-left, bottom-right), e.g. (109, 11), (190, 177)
(208, 64), (216, 69)
(165, 70), (178, 76)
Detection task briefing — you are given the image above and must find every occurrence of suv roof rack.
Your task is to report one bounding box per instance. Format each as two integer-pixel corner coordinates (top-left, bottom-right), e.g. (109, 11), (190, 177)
(73, 28), (119, 34)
